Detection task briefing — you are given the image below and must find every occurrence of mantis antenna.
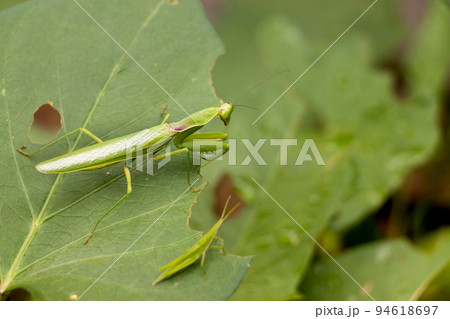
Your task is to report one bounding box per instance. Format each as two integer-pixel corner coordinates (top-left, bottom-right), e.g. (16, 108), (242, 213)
(233, 69), (289, 104)
(234, 104), (259, 112)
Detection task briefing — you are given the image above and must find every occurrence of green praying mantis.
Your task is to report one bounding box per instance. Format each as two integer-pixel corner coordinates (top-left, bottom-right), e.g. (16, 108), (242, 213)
(153, 196), (240, 285)
(17, 102), (235, 244)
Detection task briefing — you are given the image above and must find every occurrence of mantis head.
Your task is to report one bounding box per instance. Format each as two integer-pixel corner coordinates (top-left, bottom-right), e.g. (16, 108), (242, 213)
(218, 102), (234, 126)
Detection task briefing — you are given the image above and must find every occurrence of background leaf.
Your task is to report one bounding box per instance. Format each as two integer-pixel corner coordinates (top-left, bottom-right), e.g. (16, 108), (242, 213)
(300, 229), (450, 300)
(191, 0), (446, 300)
(229, 17), (438, 300)
(0, 0), (250, 300)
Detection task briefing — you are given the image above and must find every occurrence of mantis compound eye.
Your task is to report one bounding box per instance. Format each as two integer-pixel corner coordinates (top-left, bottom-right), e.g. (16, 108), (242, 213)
(218, 103), (234, 126)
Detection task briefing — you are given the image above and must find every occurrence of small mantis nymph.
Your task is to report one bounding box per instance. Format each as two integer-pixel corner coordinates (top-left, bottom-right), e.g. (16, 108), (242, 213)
(153, 196), (240, 285)
(17, 103), (234, 243)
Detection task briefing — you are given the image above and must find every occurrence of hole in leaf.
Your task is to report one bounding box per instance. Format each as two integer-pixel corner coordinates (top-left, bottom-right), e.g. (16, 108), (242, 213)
(6, 288), (33, 301)
(28, 102), (62, 144)
(213, 173), (246, 218)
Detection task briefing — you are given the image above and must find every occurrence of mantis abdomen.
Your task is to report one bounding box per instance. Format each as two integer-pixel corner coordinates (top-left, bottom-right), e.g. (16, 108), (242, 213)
(36, 127), (172, 174)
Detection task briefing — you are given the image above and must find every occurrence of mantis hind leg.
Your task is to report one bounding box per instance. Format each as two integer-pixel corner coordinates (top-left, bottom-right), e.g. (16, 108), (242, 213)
(17, 127), (103, 156)
(210, 245), (226, 253)
(199, 239), (225, 280)
(84, 164), (132, 245)
(200, 249), (208, 280)
(210, 236), (226, 254)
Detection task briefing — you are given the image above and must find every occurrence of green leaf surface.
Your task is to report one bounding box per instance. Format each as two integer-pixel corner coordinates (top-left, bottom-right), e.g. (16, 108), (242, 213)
(300, 229), (450, 300)
(0, 0), (250, 300)
(0, 0), (28, 12)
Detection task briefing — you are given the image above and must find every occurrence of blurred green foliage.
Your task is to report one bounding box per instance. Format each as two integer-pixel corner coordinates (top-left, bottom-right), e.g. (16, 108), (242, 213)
(192, 0), (450, 300)
(301, 230), (450, 300)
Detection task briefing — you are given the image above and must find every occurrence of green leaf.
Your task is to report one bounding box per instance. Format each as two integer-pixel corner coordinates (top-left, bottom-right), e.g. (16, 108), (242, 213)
(0, 0), (250, 300)
(300, 229), (450, 300)
(0, 0), (27, 12)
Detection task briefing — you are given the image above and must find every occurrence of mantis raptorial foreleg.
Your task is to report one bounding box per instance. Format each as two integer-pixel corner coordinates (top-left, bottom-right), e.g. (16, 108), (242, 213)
(175, 132), (229, 191)
(18, 127), (103, 156)
(84, 163), (132, 244)
(151, 148), (188, 161)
